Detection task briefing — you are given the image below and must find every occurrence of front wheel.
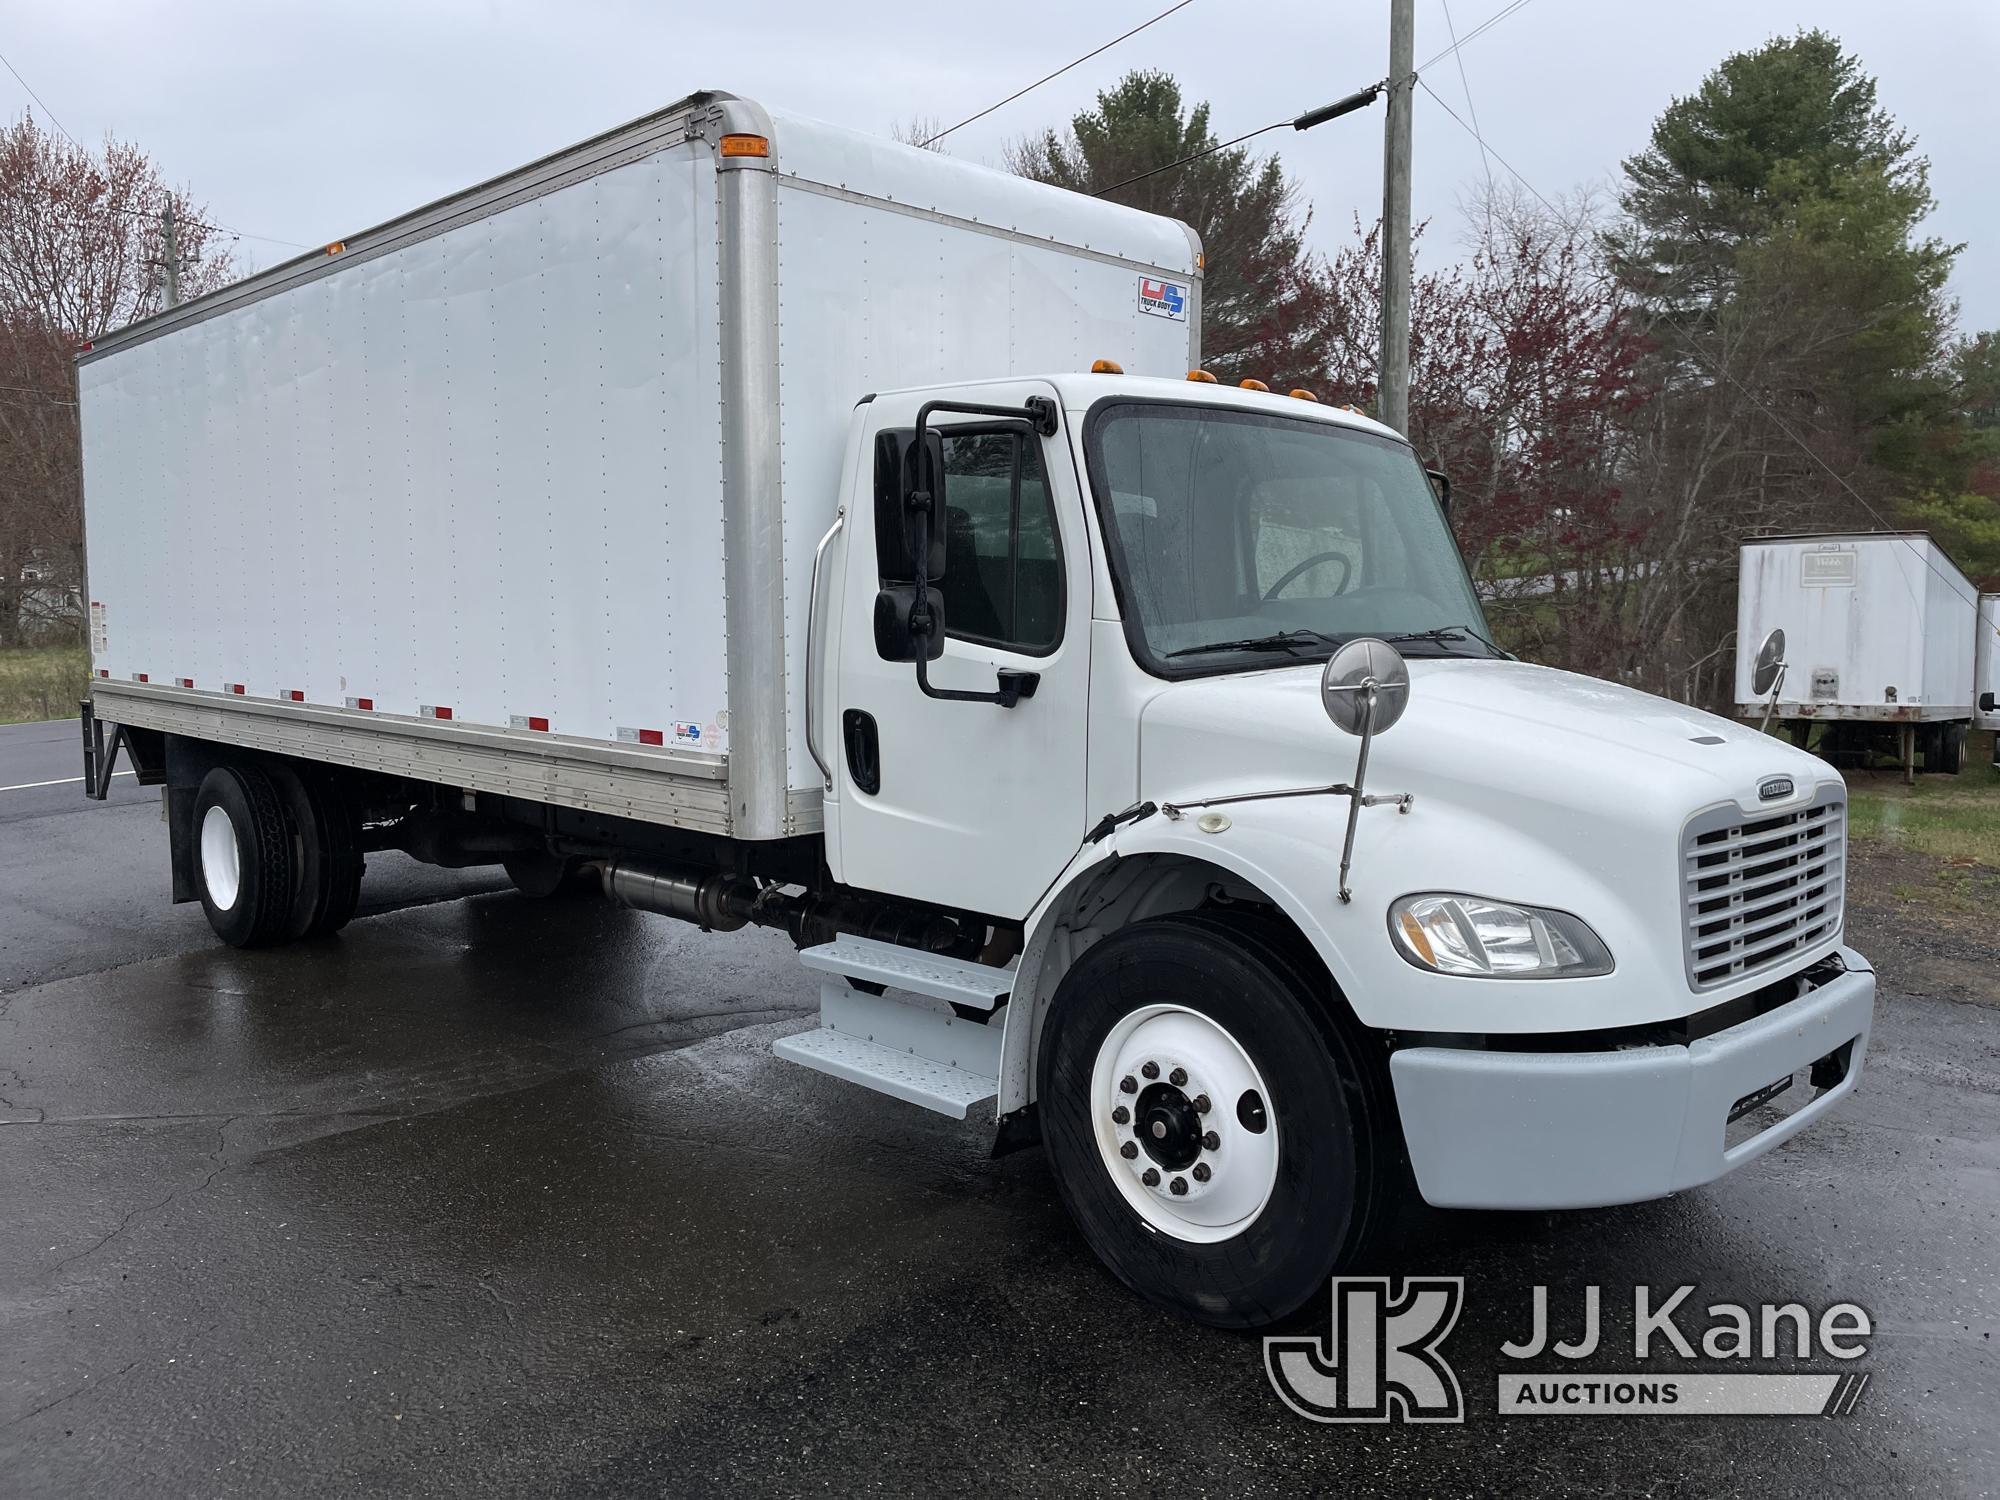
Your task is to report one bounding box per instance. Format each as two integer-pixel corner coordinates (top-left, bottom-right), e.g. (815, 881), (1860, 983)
(1037, 912), (1400, 1329)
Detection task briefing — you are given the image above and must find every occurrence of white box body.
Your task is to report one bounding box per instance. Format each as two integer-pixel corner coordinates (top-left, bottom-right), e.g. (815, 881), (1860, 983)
(1735, 533), (1977, 722)
(79, 91), (1201, 836)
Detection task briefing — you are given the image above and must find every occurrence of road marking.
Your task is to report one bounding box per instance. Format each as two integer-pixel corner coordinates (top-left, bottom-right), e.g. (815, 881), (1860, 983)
(0, 771), (135, 793)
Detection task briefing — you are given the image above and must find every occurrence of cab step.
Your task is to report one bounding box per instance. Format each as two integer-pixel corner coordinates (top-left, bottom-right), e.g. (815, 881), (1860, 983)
(774, 939), (1015, 1118)
(796, 935), (1016, 1011)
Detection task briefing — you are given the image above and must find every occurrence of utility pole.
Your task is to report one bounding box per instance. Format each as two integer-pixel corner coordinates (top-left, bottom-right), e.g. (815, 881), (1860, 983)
(1379, 0), (1415, 434)
(162, 202), (181, 308)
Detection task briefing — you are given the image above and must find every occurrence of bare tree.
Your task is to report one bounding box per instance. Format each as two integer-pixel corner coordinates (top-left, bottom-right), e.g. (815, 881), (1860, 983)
(0, 112), (236, 644)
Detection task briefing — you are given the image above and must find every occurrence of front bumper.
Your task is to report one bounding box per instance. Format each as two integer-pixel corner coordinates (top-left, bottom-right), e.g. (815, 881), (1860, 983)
(1389, 948), (1875, 1210)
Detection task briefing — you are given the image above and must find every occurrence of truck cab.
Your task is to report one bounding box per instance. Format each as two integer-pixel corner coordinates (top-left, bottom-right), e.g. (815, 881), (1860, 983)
(805, 369), (1874, 1323)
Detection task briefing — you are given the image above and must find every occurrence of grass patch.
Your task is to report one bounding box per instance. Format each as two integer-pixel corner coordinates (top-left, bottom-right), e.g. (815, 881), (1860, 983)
(0, 644), (90, 725)
(1845, 758), (2000, 870)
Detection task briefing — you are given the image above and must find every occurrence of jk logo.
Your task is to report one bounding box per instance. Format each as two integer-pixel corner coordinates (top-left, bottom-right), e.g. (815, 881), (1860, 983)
(1264, 1277), (1466, 1423)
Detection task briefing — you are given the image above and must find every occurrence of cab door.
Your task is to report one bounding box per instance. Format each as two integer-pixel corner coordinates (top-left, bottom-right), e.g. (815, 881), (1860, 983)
(829, 382), (1091, 920)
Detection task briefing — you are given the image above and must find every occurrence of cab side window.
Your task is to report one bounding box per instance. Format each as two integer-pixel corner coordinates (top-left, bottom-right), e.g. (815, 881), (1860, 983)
(937, 431), (1063, 654)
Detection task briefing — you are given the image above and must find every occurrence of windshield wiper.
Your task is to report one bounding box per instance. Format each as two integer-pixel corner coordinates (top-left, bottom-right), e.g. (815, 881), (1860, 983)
(1378, 625), (1511, 659)
(1164, 628), (1336, 659)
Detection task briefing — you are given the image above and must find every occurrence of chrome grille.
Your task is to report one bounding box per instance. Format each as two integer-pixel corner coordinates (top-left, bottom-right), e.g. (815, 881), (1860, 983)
(1682, 788), (1845, 991)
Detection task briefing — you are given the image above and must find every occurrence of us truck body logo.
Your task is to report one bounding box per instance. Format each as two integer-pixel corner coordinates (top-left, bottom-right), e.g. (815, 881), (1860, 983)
(1138, 276), (1188, 321)
(1265, 1277), (1465, 1423)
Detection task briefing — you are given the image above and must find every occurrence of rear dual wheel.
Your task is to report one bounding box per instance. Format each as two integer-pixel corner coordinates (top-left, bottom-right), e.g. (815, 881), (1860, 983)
(1038, 912), (1401, 1330)
(193, 761), (363, 948)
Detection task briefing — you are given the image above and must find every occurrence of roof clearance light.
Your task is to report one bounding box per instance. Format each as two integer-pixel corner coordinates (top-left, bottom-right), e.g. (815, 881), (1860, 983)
(1289, 388), (1320, 402)
(326, 241), (346, 256)
(719, 134), (770, 158)
(1090, 359), (1124, 374)
(1187, 369), (1218, 384)
(1239, 378), (1270, 392)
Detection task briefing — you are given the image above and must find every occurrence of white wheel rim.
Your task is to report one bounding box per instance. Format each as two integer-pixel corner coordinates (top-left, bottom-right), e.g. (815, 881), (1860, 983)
(1089, 1003), (1278, 1243)
(199, 804), (243, 911)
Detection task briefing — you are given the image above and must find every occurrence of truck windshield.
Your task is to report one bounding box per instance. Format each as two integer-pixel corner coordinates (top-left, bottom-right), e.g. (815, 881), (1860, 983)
(1085, 402), (1496, 674)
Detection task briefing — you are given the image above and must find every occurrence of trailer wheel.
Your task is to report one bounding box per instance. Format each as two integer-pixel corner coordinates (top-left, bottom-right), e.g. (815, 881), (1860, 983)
(1037, 912), (1397, 1330)
(1931, 722), (1965, 777)
(192, 764), (297, 948)
(267, 763), (364, 937)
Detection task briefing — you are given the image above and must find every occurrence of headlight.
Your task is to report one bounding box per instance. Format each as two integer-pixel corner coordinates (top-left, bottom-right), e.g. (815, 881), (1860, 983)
(1389, 893), (1613, 978)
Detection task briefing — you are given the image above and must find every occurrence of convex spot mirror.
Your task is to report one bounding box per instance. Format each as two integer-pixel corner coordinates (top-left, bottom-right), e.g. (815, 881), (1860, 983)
(873, 585), (947, 663)
(1320, 637), (1411, 736)
(1752, 628), (1787, 697)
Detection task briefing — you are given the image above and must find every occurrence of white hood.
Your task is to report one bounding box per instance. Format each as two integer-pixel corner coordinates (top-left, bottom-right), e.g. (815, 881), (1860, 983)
(1139, 658), (1836, 828)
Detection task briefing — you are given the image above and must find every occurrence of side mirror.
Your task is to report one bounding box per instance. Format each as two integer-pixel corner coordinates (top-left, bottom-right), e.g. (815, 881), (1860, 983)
(1979, 691), (1995, 714)
(1318, 638), (1414, 904)
(874, 584), (947, 663)
(872, 430), (946, 583)
(1751, 627), (1787, 697)
(1751, 627), (1788, 734)
(1425, 469), (1452, 519)
(1320, 638), (1412, 736)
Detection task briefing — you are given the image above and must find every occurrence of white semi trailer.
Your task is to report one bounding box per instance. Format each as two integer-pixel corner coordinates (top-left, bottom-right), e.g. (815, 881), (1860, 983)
(78, 90), (1875, 1329)
(1736, 532), (1979, 777)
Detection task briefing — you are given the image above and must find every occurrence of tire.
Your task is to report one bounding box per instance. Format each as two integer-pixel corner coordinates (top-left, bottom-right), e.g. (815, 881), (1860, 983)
(305, 773), (364, 936)
(1037, 910), (1400, 1330)
(1931, 722), (1965, 777)
(267, 762), (364, 938)
(192, 764), (297, 948)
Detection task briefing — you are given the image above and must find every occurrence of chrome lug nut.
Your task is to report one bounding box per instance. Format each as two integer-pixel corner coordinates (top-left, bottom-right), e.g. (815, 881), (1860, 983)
(1192, 1163), (1212, 1182)
(1168, 1066), (1187, 1087)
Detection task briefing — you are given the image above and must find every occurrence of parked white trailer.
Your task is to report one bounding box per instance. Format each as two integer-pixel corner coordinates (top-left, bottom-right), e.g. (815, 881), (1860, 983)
(79, 89), (1876, 1330)
(1736, 532), (1979, 775)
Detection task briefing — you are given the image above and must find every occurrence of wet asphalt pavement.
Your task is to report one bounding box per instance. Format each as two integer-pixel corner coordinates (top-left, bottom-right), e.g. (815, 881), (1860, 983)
(1, 718), (1995, 1497)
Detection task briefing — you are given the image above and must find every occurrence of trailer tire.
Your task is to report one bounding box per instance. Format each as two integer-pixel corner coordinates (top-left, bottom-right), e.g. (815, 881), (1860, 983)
(1037, 912), (1397, 1330)
(192, 764), (296, 948)
(1931, 723), (1965, 777)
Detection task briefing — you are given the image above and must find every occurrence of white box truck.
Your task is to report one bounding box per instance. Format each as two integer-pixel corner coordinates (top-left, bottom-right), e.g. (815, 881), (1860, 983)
(1736, 532), (1979, 776)
(78, 90), (1875, 1329)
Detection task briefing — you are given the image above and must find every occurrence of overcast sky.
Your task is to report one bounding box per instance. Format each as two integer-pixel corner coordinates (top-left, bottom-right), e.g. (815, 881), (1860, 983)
(8, 0), (1996, 332)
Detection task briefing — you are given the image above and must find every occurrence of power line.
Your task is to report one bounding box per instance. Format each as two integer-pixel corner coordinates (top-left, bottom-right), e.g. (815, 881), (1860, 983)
(1416, 75), (1984, 619)
(1090, 85), (1384, 198)
(1080, 0), (1535, 204)
(0, 44), (77, 148)
(1416, 0), (1536, 75)
(921, 0), (1197, 147)
(1416, 77), (1559, 214)
(0, 42), (310, 252)
(1438, 0), (1497, 213)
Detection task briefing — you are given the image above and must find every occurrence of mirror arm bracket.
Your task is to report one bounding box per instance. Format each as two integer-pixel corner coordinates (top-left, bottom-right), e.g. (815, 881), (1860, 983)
(913, 653), (1040, 708)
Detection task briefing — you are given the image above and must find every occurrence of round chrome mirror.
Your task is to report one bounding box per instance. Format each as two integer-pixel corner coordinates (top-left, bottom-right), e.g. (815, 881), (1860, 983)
(1319, 638), (1411, 737)
(1752, 628), (1787, 697)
